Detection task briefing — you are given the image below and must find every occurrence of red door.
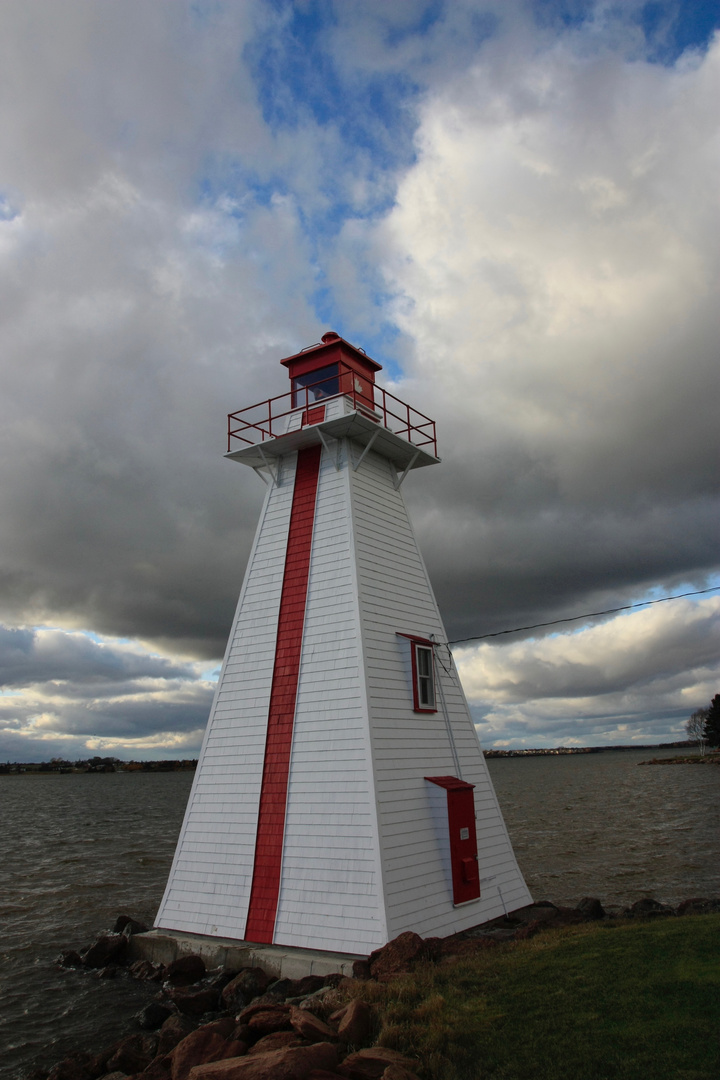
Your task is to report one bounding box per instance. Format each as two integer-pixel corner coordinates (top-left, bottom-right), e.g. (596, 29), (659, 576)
(426, 776), (481, 905)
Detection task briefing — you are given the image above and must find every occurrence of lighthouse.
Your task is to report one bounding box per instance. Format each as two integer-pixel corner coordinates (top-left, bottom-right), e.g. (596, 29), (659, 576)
(156, 333), (531, 955)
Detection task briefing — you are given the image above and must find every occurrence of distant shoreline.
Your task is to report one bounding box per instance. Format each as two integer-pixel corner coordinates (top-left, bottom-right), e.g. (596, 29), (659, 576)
(1, 742), (706, 772)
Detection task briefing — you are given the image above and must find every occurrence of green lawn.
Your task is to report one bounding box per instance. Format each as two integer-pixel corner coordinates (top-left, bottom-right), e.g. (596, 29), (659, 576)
(358, 916), (720, 1080)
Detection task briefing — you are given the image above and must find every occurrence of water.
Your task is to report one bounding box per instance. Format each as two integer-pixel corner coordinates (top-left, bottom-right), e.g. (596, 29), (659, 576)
(2, 752), (719, 1079)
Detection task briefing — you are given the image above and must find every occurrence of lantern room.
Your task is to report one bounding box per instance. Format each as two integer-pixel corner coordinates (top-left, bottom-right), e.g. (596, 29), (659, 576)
(281, 330), (381, 411)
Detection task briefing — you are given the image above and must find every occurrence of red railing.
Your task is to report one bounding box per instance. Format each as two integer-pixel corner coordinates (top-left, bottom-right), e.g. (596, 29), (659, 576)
(227, 363), (438, 457)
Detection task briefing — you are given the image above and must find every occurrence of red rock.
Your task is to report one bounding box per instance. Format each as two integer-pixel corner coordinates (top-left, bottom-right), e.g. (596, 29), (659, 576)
(367, 933), (437, 981)
(171, 1030), (229, 1080)
(129, 959), (165, 981)
(222, 1040), (250, 1060)
(247, 1032), (306, 1055)
(141, 1058), (174, 1080)
(166, 955), (207, 986)
(167, 986), (221, 1017)
(382, 1066), (422, 1080)
(289, 1007), (337, 1043)
(305, 1072), (346, 1080)
(156, 1015), (198, 1057)
(336, 1001), (373, 1046)
(82, 933), (128, 969)
(237, 1002), (291, 1025)
(46, 1054), (91, 1080)
(337, 1048), (419, 1080)
(222, 969), (273, 1012)
(106, 1033), (158, 1074)
(188, 1042), (339, 1080)
(246, 1005), (293, 1035)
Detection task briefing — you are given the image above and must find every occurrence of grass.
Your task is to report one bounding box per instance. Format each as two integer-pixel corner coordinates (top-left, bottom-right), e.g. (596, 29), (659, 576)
(352, 915), (720, 1080)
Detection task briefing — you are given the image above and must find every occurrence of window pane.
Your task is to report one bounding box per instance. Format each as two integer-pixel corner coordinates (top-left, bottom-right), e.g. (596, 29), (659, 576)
(292, 364), (339, 404)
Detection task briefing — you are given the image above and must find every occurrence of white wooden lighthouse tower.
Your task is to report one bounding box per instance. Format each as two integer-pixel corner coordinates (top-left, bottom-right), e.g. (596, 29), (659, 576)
(156, 333), (530, 955)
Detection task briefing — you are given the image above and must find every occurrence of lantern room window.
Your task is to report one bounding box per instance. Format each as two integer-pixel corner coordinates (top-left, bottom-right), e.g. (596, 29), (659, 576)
(412, 642), (436, 712)
(292, 363), (339, 406)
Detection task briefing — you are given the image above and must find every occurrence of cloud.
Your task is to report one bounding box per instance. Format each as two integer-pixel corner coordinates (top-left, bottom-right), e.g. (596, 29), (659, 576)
(0, 626), (212, 760)
(375, 22), (720, 638)
(456, 596), (720, 746)
(0, 2), (718, 757)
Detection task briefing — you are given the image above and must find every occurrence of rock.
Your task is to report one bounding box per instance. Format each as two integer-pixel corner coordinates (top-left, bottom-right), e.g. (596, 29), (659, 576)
(367, 933), (437, 981)
(82, 934), (128, 969)
(676, 897), (720, 915)
(221, 969), (273, 1012)
(137, 1001), (174, 1031)
(113, 914), (150, 935)
(351, 961), (371, 981)
(170, 1029), (234, 1080)
(55, 950), (84, 968)
(236, 1001), (291, 1026)
(336, 1001), (373, 1046)
(167, 986), (221, 1017)
(337, 1048), (419, 1080)
(247, 1032), (306, 1055)
(228, 1024), (253, 1045)
(289, 1007), (337, 1043)
(382, 1066), (422, 1080)
(293, 976), (330, 998)
(100, 1073), (131, 1080)
(575, 897), (606, 921)
(623, 898), (675, 918)
(96, 964), (119, 979)
(511, 902), (559, 924)
(129, 959), (165, 981)
(106, 1033), (159, 1075)
(246, 1005), (293, 1036)
(157, 1015), (199, 1058)
(305, 1073), (346, 1080)
(141, 1057), (174, 1080)
(46, 1054), (92, 1080)
(188, 1042), (339, 1080)
(265, 978), (296, 999)
(166, 955), (207, 986)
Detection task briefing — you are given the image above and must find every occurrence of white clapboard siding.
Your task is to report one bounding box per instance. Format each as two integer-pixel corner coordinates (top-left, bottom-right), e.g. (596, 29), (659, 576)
(348, 446), (531, 939)
(273, 447), (386, 952)
(155, 456), (298, 938)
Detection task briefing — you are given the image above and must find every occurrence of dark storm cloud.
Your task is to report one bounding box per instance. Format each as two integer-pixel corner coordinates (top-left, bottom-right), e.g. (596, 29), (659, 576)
(0, 1), (718, 754)
(0, 626), (196, 688)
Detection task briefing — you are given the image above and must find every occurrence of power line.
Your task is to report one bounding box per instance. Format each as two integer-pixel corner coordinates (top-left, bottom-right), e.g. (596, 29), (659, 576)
(447, 587), (719, 647)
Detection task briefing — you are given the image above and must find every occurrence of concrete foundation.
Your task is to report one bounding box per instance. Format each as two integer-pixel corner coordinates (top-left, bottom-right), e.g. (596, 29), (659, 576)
(128, 929), (361, 979)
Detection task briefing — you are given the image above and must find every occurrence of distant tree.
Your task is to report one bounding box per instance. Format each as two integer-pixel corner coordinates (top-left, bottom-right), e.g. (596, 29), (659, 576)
(686, 707), (709, 751)
(703, 694), (720, 748)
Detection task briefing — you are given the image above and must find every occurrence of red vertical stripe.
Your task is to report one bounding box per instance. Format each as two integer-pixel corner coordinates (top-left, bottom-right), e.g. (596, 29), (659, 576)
(244, 445), (322, 943)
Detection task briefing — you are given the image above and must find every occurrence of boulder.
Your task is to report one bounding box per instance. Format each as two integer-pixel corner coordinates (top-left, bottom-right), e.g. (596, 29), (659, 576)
(156, 1015), (199, 1058)
(676, 897), (720, 915)
(246, 1005), (293, 1036)
(247, 1032), (306, 1055)
(221, 969), (273, 1012)
(137, 1001), (174, 1031)
(100, 1073), (131, 1080)
(113, 914), (150, 935)
(166, 955), (207, 986)
(141, 1057), (174, 1080)
(82, 934), (128, 969)
(166, 986), (221, 1018)
(46, 1054), (91, 1080)
(367, 933), (438, 981)
(575, 897), (606, 921)
(188, 1042), (339, 1080)
(292, 976), (330, 998)
(105, 1033), (159, 1075)
(335, 1001), (373, 1046)
(351, 961), (371, 981)
(623, 898), (675, 918)
(55, 950), (84, 968)
(337, 1048), (419, 1080)
(129, 959), (165, 982)
(382, 1067), (422, 1080)
(289, 1007), (337, 1043)
(236, 1001), (291, 1026)
(170, 1029), (236, 1080)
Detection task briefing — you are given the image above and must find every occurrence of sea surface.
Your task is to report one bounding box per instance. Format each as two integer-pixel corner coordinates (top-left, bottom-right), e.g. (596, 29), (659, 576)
(2, 750), (719, 1079)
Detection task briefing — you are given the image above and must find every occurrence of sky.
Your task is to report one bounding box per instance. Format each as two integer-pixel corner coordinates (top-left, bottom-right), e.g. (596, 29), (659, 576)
(0, 0), (718, 760)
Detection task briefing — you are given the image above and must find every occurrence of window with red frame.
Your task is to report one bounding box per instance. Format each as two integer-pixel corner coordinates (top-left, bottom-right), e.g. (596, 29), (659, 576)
(412, 642), (436, 712)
